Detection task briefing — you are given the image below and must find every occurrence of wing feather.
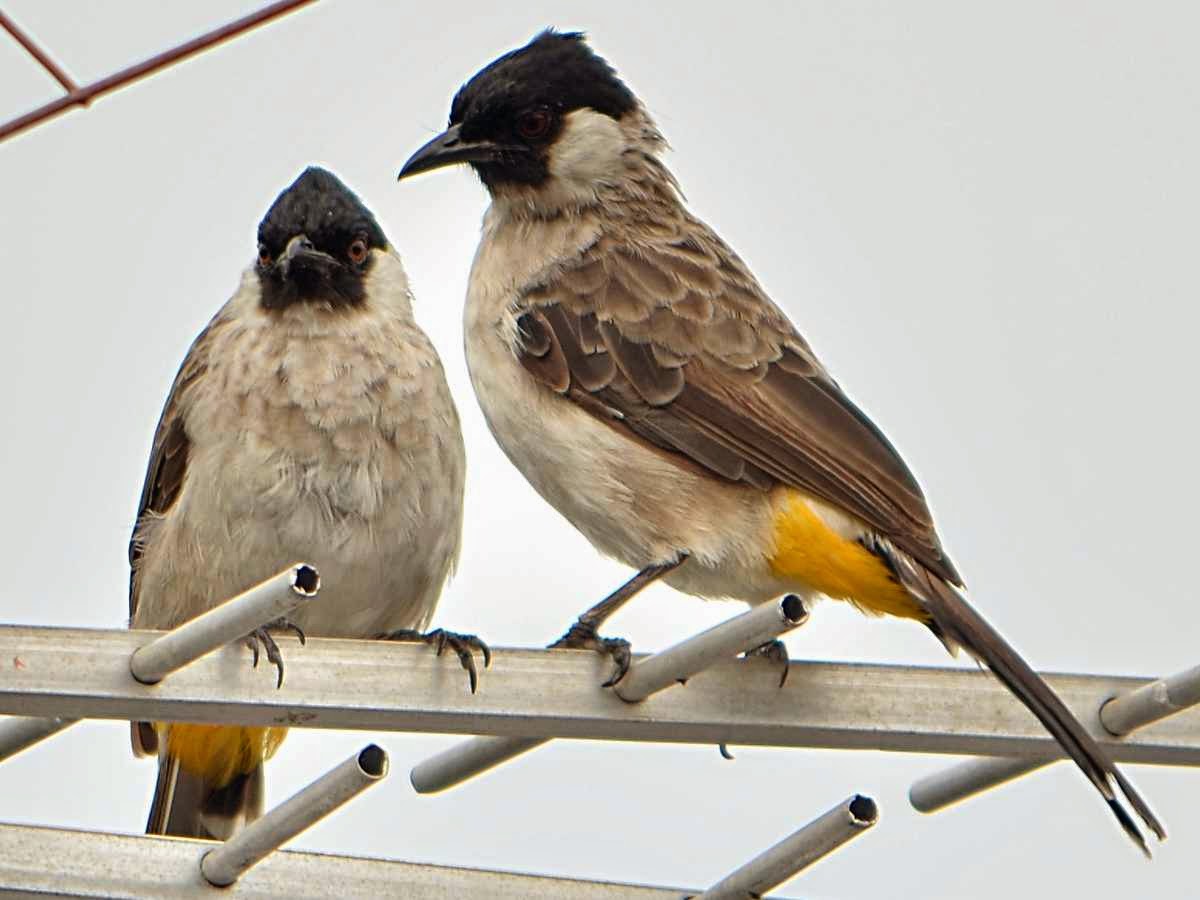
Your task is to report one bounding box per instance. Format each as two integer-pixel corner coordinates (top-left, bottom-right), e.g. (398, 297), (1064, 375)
(513, 218), (961, 584)
(128, 313), (228, 621)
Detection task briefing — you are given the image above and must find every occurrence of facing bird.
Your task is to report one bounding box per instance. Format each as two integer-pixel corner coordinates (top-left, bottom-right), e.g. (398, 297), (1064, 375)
(396, 31), (1166, 854)
(130, 166), (479, 839)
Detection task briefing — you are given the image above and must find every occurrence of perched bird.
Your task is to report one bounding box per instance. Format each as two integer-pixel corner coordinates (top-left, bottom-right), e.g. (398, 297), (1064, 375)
(130, 167), (479, 839)
(397, 31), (1164, 853)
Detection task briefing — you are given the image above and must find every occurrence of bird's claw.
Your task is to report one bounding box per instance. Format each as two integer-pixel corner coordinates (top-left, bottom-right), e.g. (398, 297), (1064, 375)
(550, 621), (633, 688)
(243, 618), (305, 689)
(744, 638), (790, 688)
(380, 628), (491, 694)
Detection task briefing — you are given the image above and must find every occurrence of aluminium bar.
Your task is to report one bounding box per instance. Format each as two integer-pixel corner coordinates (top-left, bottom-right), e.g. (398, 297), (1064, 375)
(129, 564), (319, 685)
(0, 822), (691, 898)
(0, 0), (318, 143)
(1101, 663), (1200, 735)
(2, 625), (1199, 762)
(411, 735), (546, 794)
(0, 715), (76, 763)
(412, 595), (810, 793)
(910, 662), (1200, 814)
(699, 794), (878, 899)
(201, 745), (388, 886)
(615, 595), (809, 703)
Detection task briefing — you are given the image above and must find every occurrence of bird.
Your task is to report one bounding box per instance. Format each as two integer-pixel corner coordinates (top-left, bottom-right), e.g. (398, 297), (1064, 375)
(395, 30), (1165, 854)
(129, 166), (481, 839)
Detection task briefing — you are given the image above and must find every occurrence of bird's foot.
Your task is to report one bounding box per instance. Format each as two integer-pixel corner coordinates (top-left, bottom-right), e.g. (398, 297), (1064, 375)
(744, 638), (790, 688)
(244, 618), (306, 689)
(723, 628), (795, 752)
(380, 628), (491, 694)
(550, 620), (632, 688)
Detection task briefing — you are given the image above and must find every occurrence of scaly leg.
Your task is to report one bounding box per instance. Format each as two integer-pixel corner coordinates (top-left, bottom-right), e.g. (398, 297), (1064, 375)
(551, 555), (688, 687)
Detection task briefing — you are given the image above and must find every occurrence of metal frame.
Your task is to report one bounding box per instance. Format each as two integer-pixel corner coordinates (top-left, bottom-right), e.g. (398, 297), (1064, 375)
(0, 821), (689, 898)
(1, 574), (1194, 895)
(414, 594), (810, 792)
(910, 662), (1200, 814)
(2, 624), (1197, 763)
(0, 791), (876, 898)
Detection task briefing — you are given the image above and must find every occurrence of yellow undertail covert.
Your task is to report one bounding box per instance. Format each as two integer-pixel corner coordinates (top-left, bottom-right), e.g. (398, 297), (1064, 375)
(159, 723), (288, 788)
(768, 490), (928, 621)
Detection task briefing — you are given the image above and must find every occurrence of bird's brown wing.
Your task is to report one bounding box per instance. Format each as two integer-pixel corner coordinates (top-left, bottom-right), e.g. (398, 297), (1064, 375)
(514, 220), (961, 585)
(127, 314), (226, 757)
(128, 316), (227, 621)
(514, 215), (1166, 850)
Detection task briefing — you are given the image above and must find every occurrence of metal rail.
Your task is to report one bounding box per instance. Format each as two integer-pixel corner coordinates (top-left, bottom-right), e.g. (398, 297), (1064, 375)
(0, 792), (876, 898)
(1, 625), (1197, 763)
(413, 595), (809, 792)
(910, 662), (1200, 813)
(0, 821), (687, 898)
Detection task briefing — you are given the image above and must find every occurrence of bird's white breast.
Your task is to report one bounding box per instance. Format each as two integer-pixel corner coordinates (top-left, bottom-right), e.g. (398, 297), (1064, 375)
(464, 209), (789, 605)
(134, 258), (464, 637)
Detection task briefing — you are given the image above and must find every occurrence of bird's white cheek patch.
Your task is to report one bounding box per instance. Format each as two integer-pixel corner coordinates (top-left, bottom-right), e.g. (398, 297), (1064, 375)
(547, 109), (628, 187)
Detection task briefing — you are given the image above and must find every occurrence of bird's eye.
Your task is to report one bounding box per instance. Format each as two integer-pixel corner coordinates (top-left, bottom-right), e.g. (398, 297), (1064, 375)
(347, 238), (369, 265)
(517, 108), (552, 140)
(257, 245), (272, 267)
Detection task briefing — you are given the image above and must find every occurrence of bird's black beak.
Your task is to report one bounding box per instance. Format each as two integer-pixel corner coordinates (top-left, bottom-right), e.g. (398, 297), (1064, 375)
(279, 234), (338, 279)
(397, 124), (507, 180)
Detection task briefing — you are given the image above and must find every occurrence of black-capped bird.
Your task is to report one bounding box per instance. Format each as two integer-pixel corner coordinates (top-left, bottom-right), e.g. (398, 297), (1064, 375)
(395, 31), (1165, 853)
(130, 167), (480, 839)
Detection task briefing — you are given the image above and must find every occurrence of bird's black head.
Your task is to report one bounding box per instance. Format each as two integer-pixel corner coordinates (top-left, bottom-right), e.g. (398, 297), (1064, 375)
(256, 167), (388, 310)
(397, 31), (637, 191)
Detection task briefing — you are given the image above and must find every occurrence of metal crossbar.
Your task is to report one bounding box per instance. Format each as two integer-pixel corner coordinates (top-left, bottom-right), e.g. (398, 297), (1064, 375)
(1, 624), (1196, 763)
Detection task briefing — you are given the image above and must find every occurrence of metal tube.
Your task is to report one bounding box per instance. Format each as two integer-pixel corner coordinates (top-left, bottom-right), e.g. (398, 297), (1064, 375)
(0, 716), (77, 763)
(909, 756), (1052, 813)
(615, 595), (808, 703)
(910, 662), (1200, 814)
(411, 597), (809, 793)
(411, 736), (548, 794)
(200, 744), (388, 887)
(699, 794), (878, 899)
(129, 564), (319, 685)
(1101, 664), (1200, 736)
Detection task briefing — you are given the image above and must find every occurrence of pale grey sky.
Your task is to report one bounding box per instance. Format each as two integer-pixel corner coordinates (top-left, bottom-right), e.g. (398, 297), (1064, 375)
(1, 2), (1198, 897)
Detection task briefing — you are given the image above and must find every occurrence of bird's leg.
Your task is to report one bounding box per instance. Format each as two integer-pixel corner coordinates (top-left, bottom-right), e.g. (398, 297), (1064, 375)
(551, 554), (688, 687)
(244, 618), (307, 689)
(379, 628), (492, 694)
(719, 594), (803, 758)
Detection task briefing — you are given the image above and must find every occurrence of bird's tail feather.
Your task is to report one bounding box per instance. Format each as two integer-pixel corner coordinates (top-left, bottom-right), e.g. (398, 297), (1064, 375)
(888, 548), (1165, 855)
(146, 753), (265, 840)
